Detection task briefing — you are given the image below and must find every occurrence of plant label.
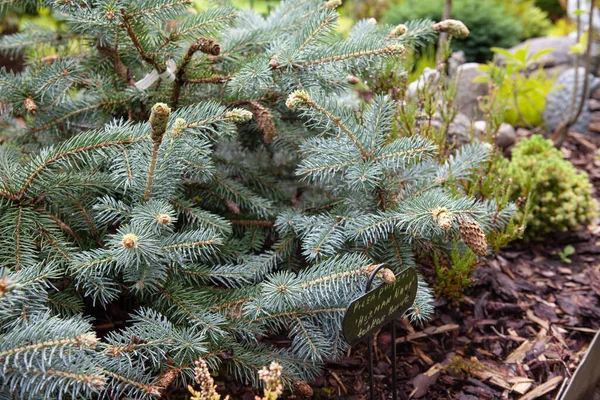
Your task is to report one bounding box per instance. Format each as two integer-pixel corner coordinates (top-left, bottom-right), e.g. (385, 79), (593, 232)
(343, 268), (418, 346)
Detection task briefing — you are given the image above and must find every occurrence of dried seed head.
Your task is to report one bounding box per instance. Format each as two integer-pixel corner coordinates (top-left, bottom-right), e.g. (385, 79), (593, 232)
(292, 380), (314, 397)
(105, 9), (115, 20)
(285, 90), (311, 110)
(389, 24), (408, 38)
(458, 218), (487, 257)
(224, 108), (253, 123)
(121, 233), (139, 249)
(156, 214), (172, 225)
(433, 19), (470, 38)
(149, 103), (171, 142)
(432, 207), (452, 230)
(324, 0), (342, 9)
(24, 97), (37, 114)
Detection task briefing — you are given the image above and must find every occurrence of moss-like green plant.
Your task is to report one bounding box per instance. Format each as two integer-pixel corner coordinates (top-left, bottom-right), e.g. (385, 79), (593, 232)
(506, 135), (598, 239)
(477, 45), (558, 128)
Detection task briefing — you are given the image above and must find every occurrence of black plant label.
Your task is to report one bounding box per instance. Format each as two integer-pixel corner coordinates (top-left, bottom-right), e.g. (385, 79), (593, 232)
(343, 268), (418, 346)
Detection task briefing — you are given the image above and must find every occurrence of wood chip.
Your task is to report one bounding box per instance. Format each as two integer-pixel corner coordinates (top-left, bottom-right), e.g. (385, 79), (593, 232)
(505, 340), (533, 364)
(518, 376), (563, 400)
(396, 324), (459, 344)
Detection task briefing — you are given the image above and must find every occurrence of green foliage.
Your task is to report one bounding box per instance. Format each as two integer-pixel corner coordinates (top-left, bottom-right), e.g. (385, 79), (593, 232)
(433, 244), (479, 302)
(0, 1), (516, 398)
(558, 244), (575, 263)
(502, 0), (552, 40)
(477, 45), (558, 127)
(534, 0), (567, 20)
(505, 135), (598, 239)
(384, 0), (524, 62)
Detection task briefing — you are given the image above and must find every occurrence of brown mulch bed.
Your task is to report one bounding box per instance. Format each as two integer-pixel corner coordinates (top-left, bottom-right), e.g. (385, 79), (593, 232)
(299, 132), (600, 400)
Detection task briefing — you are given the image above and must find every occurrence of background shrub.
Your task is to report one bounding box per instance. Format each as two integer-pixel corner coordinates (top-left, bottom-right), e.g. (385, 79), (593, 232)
(505, 135), (598, 239)
(385, 0), (552, 62)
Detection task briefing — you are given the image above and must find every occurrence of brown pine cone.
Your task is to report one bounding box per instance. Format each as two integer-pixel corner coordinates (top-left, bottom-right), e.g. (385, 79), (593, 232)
(458, 217), (487, 257)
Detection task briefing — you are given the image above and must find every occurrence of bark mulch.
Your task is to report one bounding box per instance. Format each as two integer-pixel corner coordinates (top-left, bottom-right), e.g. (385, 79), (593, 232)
(297, 131), (600, 400)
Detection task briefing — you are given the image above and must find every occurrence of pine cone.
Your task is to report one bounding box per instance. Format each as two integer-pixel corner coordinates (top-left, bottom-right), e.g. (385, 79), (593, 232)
(156, 368), (180, 389)
(458, 218), (487, 257)
(292, 380), (313, 397)
(248, 101), (276, 144)
(190, 37), (221, 56)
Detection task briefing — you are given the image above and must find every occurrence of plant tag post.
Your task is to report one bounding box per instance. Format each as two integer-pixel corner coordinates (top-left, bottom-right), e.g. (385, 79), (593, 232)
(343, 266), (418, 400)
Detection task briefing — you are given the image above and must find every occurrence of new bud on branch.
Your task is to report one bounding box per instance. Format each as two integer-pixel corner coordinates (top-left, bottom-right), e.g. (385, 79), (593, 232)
(149, 103), (171, 142)
(433, 19), (470, 38)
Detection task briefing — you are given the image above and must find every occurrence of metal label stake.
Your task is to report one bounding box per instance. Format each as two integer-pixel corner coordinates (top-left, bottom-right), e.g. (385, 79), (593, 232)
(342, 266), (418, 400)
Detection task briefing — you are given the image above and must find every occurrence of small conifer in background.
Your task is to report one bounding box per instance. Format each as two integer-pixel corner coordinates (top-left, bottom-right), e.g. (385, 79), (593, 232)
(0, 1), (514, 398)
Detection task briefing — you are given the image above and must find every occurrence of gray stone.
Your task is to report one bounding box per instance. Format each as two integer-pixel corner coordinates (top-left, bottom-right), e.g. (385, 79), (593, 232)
(501, 36), (600, 73)
(543, 67), (600, 135)
(454, 63), (488, 119)
(407, 67), (440, 98)
(447, 112), (472, 146)
(448, 51), (466, 77)
(496, 123), (516, 149)
(472, 121), (516, 148)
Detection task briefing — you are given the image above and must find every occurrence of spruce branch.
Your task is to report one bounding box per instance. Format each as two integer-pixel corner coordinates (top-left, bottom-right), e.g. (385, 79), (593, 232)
(121, 11), (163, 72)
(29, 96), (134, 134)
(286, 91), (368, 157)
(172, 37), (222, 108)
(143, 103), (171, 202)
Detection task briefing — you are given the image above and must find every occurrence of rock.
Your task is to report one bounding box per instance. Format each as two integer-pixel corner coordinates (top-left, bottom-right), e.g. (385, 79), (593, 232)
(447, 112), (472, 146)
(501, 36), (600, 73)
(473, 120), (486, 134)
(454, 63), (488, 119)
(472, 120), (516, 148)
(496, 123), (516, 148)
(448, 51), (466, 77)
(407, 67), (440, 98)
(543, 67), (600, 135)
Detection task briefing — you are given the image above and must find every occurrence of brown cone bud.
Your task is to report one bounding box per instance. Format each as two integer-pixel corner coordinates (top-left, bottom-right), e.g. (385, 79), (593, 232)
(156, 214), (172, 225)
(432, 207), (452, 230)
(364, 265), (396, 284)
(24, 97), (37, 114)
(190, 37), (221, 56)
(149, 103), (171, 142)
(458, 218), (487, 257)
(105, 9), (115, 20)
(40, 54), (59, 64)
(156, 368), (180, 389)
(346, 75), (360, 85)
(121, 233), (139, 249)
(292, 380), (314, 397)
(269, 55), (279, 69)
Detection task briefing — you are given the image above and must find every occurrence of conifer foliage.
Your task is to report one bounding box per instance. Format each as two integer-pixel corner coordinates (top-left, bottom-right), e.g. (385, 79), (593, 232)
(0, 1), (514, 398)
